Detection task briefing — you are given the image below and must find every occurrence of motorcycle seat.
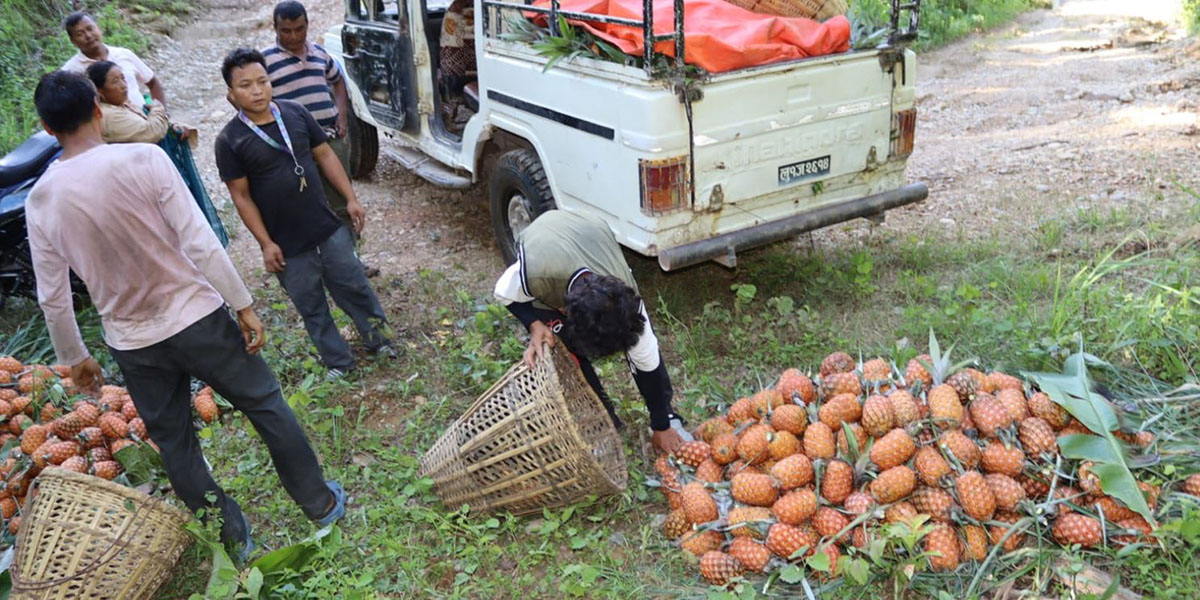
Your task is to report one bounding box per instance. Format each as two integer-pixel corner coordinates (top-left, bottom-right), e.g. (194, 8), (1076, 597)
(0, 132), (61, 189)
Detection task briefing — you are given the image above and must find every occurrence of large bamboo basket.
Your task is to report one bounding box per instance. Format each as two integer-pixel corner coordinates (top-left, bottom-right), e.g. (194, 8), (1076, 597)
(419, 344), (628, 515)
(727, 0), (848, 20)
(10, 468), (192, 600)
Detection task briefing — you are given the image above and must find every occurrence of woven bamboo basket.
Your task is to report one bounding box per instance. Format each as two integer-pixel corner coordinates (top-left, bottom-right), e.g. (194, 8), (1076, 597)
(10, 468), (193, 600)
(419, 343), (628, 515)
(726, 0), (848, 20)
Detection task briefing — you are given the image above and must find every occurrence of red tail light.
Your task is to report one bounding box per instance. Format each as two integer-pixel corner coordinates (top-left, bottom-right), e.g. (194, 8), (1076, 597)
(639, 156), (690, 215)
(891, 108), (917, 158)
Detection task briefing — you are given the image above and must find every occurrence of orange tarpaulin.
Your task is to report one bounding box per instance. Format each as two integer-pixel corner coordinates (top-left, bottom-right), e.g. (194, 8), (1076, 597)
(531, 0), (851, 73)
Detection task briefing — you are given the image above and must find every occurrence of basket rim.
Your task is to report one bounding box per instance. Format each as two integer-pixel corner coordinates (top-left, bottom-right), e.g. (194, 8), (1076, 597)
(33, 467), (192, 523)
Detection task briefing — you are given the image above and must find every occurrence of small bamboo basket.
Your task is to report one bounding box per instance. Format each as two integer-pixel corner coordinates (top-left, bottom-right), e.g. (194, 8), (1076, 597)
(10, 468), (193, 600)
(419, 344), (628, 515)
(727, 0), (848, 20)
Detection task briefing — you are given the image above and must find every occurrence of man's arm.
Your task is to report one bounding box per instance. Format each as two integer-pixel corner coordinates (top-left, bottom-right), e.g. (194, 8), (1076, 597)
(146, 77), (166, 106)
(625, 304), (676, 431)
(312, 142), (364, 232)
(331, 78), (351, 138)
(28, 219), (89, 368)
(225, 177), (286, 273)
(494, 261), (555, 366)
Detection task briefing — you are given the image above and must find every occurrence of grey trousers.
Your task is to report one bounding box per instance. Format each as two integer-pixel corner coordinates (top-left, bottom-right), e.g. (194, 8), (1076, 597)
(107, 308), (331, 545)
(277, 226), (389, 370)
(322, 135), (355, 237)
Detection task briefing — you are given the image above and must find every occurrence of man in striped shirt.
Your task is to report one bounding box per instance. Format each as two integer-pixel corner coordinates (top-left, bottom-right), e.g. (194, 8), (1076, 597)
(263, 1), (379, 276)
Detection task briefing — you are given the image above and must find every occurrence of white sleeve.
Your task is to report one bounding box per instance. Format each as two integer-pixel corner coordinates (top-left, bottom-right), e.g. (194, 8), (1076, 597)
(127, 50), (155, 85)
(493, 262), (535, 305)
(625, 302), (661, 372)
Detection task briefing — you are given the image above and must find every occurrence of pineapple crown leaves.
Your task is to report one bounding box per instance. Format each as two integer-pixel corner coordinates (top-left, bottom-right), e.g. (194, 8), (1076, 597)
(921, 329), (978, 386)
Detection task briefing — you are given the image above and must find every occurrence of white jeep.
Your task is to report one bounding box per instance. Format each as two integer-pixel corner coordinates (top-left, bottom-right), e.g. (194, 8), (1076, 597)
(325, 0), (927, 269)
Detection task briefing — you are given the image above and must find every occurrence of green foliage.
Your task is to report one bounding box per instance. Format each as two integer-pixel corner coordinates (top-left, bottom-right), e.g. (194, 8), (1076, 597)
(1186, 0), (1200, 34)
(851, 0), (1042, 50)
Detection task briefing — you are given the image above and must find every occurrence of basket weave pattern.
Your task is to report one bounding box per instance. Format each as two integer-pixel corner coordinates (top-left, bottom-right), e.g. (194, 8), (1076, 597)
(420, 344), (628, 515)
(726, 0), (848, 20)
(11, 468), (192, 600)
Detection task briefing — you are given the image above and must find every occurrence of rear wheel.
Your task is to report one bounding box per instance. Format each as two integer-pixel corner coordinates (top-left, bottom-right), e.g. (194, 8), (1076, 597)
(488, 149), (555, 263)
(345, 110), (378, 180)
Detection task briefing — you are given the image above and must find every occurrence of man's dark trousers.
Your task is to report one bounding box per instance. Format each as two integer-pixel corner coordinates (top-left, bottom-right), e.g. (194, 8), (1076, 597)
(276, 225), (389, 370)
(108, 308), (330, 544)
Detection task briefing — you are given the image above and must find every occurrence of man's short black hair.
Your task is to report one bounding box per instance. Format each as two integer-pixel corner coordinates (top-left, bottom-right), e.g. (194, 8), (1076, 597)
(221, 48), (268, 86)
(273, 1), (308, 24)
(85, 61), (117, 91)
(34, 71), (98, 134)
(63, 11), (91, 32)
(563, 275), (646, 359)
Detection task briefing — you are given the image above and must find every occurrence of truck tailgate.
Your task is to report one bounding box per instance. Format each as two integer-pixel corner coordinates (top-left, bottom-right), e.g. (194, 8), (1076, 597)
(690, 52), (893, 210)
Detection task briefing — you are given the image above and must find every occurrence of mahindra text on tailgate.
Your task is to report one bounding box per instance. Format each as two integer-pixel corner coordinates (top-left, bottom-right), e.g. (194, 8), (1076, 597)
(692, 54), (892, 210)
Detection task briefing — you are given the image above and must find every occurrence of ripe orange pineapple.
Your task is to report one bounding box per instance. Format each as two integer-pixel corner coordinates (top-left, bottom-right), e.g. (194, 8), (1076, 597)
(770, 454), (814, 490)
(1089, 495), (1136, 522)
(860, 395), (894, 437)
(962, 524), (989, 562)
(697, 418), (734, 443)
(869, 428), (916, 470)
(955, 471), (997, 521)
(984, 474), (1027, 513)
(984, 371), (1022, 393)
(870, 466), (916, 504)
(939, 429), (981, 469)
(928, 384), (964, 429)
(1183, 473), (1200, 496)
(836, 423), (868, 455)
(90, 460), (122, 480)
(767, 431), (801, 461)
(695, 459), (723, 484)
(887, 390), (921, 426)
(911, 486), (956, 522)
(861, 358), (892, 385)
(59, 455), (88, 473)
(727, 506), (772, 538)
(980, 441), (1025, 477)
(728, 537), (772, 573)
(989, 511), (1026, 552)
(766, 523), (815, 560)
(776, 368), (816, 405)
(843, 491), (874, 516)
(770, 404), (807, 436)
(995, 388), (1029, 422)
(699, 550), (744, 585)
(914, 446), (952, 485)
(925, 524), (960, 571)
(662, 509), (690, 538)
(1027, 392), (1070, 430)
(19, 424), (48, 455)
(821, 460), (855, 504)
(675, 441), (712, 468)
(802, 423), (836, 460)
(737, 424), (773, 465)
(819, 352), (855, 377)
(818, 394), (861, 430)
(751, 389), (786, 421)
(681, 482), (719, 524)
(968, 393), (1012, 438)
(905, 355), (933, 389)
(99, 412), (129, 440)
(885, 501), (920, 526)
(731, 472), (778, 507)
(812, 507), (849, 540)
(819, 373), (862, 400)
(1052, 513), (1102, 548)
(1017, 417), (1058, 455)
(728, 397), (756, 425)
(711, 433), (738, 465)
(1112, 516), (1156, 546)
(0, 356), (23, 374)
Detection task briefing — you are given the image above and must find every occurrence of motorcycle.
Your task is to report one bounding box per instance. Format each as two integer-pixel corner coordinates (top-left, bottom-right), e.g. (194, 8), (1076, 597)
(0, 131), (89, 310)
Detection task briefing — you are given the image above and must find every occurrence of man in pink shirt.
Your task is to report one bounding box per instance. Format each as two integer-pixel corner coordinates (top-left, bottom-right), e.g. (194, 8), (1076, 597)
(27, 71), (345, 561)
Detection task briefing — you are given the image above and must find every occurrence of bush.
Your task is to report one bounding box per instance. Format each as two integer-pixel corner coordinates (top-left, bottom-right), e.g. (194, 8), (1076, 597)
(852, 0), (1043, 51)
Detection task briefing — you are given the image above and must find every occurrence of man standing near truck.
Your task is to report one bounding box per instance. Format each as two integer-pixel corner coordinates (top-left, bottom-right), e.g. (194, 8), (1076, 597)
(494, 210), (691, 454)
(262, 1), (378, 277)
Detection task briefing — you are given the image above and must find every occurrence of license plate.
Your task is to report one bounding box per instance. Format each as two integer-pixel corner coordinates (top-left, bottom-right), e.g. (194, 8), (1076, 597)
(778, 155), (831, 186)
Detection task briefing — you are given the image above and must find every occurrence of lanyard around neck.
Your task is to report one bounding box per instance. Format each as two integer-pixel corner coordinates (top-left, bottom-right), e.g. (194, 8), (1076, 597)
(238, 102), (306, 182)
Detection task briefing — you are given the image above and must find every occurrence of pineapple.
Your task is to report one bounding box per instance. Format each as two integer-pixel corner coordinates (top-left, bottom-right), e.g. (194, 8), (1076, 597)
(946, 370), (981, 400)
(193, 393), (219, 424)
(989, 511), (1026, 552)
(19, 424), (48, 455)
(0, 497), (16, 520)
(1017, 417), (1058, 455)
(776, 368), (816, 405)
(887, 390), (921, 426)
(983, 474), (1027, 513)
(79, 427), (106, 450)
(1113, 516), (1156, 546)
(869, 428), (916, 470)
(911, 486), (956, 522)
(1018, 474), (1050, 500)
(766, 523), (815, 560)
(860, 395), (894, 437)
(820, 373), (862, 400)
(728, 397), (756, 425)
(1027, 392), (1070, 430)
(99, 413), (129, 440)
(925, 524), (961, 571)
(905, 355), (933, 389)
(1089, 495), (1136, 523)
(681, 482), (719, 524)
(0, 356), (23, 374)
(885, 501), (919, 525)
(843, 491), (874, 516)
(682, 530), (724, 557)
(984, 371), (1022, 393)
(962, 524), (989, 562)
(751, 389), (785, 421)
(968, 393), (1011, 439)
(1052, 513), (1102, 548)
(7, 414), (31, 436)
(836, 423), (868, 455)
(939, 429), (981, 469)
(1074, 462), (1101, 496)
(697, 418), (734, 443)
(770, 404), (807, 436)
(870, 466), (916, 504)
(1183, 473), (1200, 496)
(914, 446), (952, 485)
(813, 507), (849, 540)
(711, 433), (738, 465)
(928, 385), (964, 429)
(995, 388), (1029, 422)
(819, 352), (855, 377)
(980, 441), (1025, 477)
(121, 401), (139, 421)
(955, 471), (997, 521)
(728, 537), (771, 573)
(767, 431), (801, 461)
(675, 441), (712, 467)
(695, 459), (723, 484)
(803, 423), (836, 460)
(662, 509), (690, 538)
(727, 506), (772, 538)
(770, 454), (815, 490)
(731, 472), (778, 507)
(90, 460), (122, 480)
(861, 358), (892, 385)
(821, 460), (855, 504)
(737, 424), (773, 465)
(818, 394), (861, 430)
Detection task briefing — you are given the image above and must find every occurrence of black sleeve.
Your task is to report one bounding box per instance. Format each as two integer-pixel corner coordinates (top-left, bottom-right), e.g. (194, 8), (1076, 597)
(633, 355), (675, 431)
(505, 301), (541, 330)
(213, 132), (246, 182)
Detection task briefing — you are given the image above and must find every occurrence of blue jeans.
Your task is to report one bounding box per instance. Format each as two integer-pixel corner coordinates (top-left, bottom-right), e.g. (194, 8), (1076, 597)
(276, 226), (389, 370)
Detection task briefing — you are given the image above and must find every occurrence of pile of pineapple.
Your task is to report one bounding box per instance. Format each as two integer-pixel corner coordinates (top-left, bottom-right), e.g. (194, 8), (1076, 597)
(657, 349), (1199, 587)
(0, 356), (220, 538)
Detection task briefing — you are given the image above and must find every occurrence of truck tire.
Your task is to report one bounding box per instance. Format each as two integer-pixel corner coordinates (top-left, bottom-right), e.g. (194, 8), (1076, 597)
(488, 149), (556, 263)
(346, 113), (378, 180)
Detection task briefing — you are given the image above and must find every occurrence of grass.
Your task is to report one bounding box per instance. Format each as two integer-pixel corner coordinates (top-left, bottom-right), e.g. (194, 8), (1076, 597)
(852, 0), (1049, 51)
(1187, 0), (1200, 34)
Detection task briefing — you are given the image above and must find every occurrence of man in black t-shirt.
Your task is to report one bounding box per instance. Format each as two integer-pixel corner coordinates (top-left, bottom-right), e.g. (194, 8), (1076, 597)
(215, 48), (393, 378)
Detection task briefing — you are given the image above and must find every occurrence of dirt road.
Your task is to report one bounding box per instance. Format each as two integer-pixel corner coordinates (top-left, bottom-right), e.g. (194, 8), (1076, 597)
(147, 0), (1200, 298)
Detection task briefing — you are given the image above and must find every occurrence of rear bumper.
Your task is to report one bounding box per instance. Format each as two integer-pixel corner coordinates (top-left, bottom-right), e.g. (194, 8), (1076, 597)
(656, 182), (928, 271)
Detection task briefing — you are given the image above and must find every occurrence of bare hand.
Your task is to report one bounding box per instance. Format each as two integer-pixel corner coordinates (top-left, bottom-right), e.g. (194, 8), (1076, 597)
(262, 243), (286, 273)
(70, 358), (104, 397)
(522, 321), (556, 367)
(653, 427), (685, 455)
(346, 200), (366, 234)
(236, 306), (266, 354)
(336, 114), (348, 138)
